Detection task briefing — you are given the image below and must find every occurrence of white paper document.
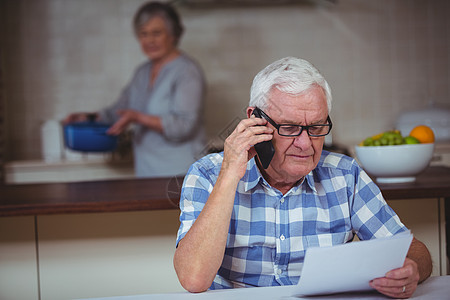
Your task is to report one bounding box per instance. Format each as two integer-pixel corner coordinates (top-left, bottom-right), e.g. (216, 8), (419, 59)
(292, 231), (413, 296)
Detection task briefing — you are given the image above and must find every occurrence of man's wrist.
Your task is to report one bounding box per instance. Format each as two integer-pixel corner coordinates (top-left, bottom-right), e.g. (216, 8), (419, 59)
(217, 167), (243, 187)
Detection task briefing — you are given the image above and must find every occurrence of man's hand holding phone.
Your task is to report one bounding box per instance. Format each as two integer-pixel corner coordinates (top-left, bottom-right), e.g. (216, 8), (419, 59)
(222, 116), (274, 180)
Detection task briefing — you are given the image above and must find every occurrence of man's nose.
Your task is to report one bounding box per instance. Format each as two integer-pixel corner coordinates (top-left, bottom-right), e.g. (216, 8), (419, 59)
(292, 130), (312, 149)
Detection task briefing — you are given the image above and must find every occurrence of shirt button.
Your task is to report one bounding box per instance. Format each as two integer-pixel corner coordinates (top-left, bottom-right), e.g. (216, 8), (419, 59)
(277, 268), (282, 275)
(280, 234), (285, 241)
(280, 198), (285, 204)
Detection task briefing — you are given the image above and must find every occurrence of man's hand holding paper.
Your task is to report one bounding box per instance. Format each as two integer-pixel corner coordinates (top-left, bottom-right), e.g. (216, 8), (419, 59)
(292, 231), (414, 297)
(370, 247), (421, 299)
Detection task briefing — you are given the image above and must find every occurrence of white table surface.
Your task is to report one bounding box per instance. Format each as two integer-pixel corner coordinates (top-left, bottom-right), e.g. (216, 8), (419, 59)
(81, 275), (449, 300)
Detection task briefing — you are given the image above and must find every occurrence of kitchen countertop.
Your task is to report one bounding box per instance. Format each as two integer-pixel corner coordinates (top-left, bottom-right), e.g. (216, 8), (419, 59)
(1, 167), (449, 217)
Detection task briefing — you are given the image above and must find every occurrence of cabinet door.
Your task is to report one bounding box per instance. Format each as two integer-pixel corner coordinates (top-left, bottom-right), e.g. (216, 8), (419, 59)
(387, 198), (446, 276)
(0, 216), (39, 300)
(37, 210), (183, 300)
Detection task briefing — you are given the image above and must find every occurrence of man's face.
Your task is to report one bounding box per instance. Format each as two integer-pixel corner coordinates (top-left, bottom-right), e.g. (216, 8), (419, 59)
(137, 16), (175, 62)
(260, 86), (329, 183)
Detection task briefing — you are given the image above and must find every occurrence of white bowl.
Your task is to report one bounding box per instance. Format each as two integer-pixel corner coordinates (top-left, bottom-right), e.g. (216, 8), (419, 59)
(354, 143), (434, 183)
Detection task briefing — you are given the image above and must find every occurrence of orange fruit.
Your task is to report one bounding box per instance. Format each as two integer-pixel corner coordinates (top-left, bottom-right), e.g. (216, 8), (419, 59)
(409, 125), (435, 143)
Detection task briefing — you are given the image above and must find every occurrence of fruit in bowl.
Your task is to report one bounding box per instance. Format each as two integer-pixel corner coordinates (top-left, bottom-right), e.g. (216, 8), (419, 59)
(359, 125), (434, 147)
(355, 125), (435, 183)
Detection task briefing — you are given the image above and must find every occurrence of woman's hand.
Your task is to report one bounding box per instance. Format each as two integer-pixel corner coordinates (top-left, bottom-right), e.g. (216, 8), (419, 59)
(107, 109), (140, 135)
(221, 116), (273, 180)
(107, 109), (164, 135)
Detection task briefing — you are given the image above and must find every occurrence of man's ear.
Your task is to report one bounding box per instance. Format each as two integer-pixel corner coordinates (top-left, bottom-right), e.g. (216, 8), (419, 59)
(246, 107), (255, 118)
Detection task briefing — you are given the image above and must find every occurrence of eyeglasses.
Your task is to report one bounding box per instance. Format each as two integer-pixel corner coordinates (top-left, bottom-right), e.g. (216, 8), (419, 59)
(255, 107), (332, 137)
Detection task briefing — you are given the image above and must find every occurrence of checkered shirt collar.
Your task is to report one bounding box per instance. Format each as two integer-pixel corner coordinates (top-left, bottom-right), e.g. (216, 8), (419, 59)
(241, 157), (317, 194)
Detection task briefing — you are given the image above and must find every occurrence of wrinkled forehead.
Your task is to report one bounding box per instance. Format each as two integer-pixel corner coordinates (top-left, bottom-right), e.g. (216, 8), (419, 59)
(267, 84), (327, 110)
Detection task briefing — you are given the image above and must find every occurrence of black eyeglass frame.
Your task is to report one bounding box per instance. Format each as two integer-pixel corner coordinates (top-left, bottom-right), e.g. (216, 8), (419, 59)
(254, 107), (333, 137)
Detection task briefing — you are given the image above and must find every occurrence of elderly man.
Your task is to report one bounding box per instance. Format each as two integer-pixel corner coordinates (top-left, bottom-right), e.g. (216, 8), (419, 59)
(173, 57), (432, 298)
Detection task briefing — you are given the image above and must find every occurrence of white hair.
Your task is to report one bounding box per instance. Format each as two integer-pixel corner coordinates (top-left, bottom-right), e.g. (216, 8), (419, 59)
(249, 57), (332, 113)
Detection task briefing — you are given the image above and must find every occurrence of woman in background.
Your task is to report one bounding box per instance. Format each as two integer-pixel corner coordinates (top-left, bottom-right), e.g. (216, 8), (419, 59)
(65, 1), (206, 178)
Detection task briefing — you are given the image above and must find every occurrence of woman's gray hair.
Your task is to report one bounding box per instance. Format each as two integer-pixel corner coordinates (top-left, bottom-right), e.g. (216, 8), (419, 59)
(249, 57), (332, 113)
(133, 1), (184, 45)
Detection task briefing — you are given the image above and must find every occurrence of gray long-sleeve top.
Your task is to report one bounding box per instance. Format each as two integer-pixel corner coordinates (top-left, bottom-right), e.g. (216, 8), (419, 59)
(99, 53), (206, 178)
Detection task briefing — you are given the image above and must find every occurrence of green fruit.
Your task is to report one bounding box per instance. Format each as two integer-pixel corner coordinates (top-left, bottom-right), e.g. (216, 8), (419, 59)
(360, 129), (407, 147)
(379, 137), (389, 146)
(404, 136), (420, 144)
(363, 137), (374, 146)
(394, 136), (404, 145)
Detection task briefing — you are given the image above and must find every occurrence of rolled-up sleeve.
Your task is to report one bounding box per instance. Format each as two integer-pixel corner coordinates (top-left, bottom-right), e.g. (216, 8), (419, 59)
(176, 156), (217, 246)
(160, 62), (205, 142)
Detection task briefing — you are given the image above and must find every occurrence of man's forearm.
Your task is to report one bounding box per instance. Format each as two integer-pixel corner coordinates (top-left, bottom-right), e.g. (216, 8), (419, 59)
(407, 238), (432, 283)
(173, 170), (240, 292)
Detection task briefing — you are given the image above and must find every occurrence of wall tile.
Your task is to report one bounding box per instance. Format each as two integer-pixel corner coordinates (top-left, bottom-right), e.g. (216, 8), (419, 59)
(2, 0), (449, 161)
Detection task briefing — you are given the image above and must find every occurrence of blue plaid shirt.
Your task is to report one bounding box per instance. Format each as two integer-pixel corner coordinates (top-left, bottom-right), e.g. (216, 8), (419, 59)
(176, 150), (407, 289)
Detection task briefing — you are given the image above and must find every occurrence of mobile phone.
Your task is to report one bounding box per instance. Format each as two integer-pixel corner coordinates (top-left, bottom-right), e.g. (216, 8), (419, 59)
(252, 108), (275, 169)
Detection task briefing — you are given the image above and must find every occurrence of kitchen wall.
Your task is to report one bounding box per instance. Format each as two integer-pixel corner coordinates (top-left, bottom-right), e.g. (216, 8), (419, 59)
(1, 0), (449, 161)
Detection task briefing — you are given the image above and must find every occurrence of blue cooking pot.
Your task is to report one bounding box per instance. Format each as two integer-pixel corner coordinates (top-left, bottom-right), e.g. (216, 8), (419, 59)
(63, 121), (118, 152)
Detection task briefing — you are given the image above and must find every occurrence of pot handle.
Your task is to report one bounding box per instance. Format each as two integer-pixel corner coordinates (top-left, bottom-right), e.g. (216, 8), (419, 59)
(87, 113), (97, 122)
